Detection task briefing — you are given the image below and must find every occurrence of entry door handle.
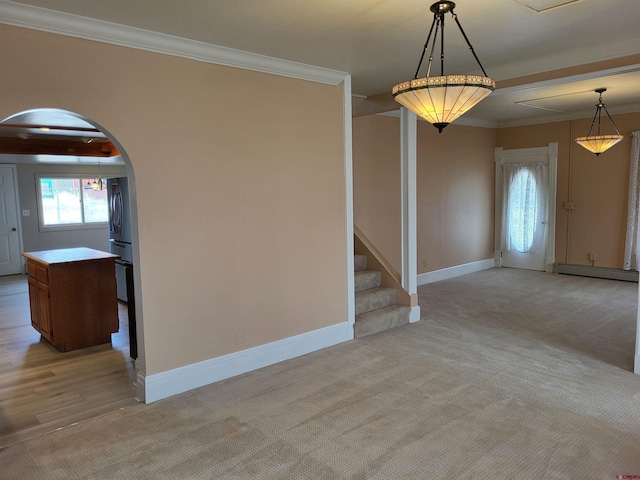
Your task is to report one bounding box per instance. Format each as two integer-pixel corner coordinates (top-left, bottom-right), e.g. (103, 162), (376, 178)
(11, 227), (17, 231)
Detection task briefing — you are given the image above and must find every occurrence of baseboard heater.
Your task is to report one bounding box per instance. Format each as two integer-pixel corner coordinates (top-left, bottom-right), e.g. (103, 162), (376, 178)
(554, 263), (639, 282)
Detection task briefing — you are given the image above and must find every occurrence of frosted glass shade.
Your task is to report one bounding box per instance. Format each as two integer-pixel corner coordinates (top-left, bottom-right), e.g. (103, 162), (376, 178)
(575, 135), (623, 156)
(392, 75), (495, 132)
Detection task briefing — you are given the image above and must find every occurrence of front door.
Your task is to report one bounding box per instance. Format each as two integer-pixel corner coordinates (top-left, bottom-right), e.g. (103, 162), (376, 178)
(495, 144), (558, 272)
(0, 165), (22, 276)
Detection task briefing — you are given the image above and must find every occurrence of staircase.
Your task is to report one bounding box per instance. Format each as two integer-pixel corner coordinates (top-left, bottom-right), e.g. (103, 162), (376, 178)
(354, 254), (411, 338)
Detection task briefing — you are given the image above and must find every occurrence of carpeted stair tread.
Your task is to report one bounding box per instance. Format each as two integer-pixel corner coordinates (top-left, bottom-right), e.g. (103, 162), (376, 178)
(354, 270), (381, 292)
(354, 304), (411, 338)
(355, 287), (396, 315)
(354, 254), (367, 272)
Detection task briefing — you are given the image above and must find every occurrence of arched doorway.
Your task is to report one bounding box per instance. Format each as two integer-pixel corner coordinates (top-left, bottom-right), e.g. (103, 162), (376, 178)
(0, 108), (144, 445)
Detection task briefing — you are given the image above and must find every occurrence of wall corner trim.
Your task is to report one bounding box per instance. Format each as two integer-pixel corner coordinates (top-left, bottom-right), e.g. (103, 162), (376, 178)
(417, 259), (495, 286)
(142, 322), (352, 403)
(0, 1), (348, 86)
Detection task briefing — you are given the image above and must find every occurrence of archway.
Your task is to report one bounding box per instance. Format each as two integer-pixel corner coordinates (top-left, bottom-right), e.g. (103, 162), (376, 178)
(0, 108), (145, 443)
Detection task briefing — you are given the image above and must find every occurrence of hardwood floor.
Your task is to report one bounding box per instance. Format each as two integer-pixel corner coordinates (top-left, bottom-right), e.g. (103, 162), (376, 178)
(0, 274), (137, 448)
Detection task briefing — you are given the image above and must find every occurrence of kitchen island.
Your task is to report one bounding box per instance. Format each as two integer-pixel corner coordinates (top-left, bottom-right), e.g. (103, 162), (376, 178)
(23, 247), (120, 352)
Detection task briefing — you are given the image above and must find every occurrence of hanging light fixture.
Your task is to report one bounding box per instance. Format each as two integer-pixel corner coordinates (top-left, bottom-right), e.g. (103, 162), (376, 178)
(575, 88), (623, 156)
(85, 160), (104, 191)
(392, 1), (495, 133)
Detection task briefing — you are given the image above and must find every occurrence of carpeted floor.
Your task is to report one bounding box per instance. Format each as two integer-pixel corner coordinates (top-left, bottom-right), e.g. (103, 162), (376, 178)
(2, 268), (640, 479)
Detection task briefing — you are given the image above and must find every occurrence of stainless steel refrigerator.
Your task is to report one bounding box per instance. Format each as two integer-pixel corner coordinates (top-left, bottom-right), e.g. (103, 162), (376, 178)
(107, 177), (137, 358)
(107, 177), (132, 302)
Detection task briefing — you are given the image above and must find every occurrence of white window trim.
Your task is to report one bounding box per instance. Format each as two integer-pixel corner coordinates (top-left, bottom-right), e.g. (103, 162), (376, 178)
(35, 174), (108, 232)
(494, 143), (558, 272)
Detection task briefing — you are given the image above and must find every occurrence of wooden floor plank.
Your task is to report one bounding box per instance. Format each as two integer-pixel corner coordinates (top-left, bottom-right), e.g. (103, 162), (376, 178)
(0, 274), (136, 446)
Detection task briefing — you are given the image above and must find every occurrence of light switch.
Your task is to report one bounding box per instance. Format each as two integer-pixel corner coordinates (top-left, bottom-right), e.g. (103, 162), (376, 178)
(22, 209), (30, 216)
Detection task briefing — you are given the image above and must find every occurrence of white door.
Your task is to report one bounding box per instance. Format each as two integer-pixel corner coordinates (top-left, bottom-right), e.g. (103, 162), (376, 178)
(495, 144), (557, 272)
(0, 165), (22, 276)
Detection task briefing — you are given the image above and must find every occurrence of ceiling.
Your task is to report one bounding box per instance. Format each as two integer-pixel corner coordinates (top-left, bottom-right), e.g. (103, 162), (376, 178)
(2, 0), (640, 162)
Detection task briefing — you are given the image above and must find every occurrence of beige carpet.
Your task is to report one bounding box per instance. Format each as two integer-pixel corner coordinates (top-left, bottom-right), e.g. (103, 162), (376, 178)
(2, 268), (640, 479)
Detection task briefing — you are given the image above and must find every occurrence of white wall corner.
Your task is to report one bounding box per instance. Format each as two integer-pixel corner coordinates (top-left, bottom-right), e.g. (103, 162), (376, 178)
(409, 305), (421, 323)
(135, 371), (146, 403)
(343, 74), (355, 334)
(636, 280), (640, 375)
(143, 322), (352, 403)
(545, 259), (555, 273)
(494, 250), (502, 268)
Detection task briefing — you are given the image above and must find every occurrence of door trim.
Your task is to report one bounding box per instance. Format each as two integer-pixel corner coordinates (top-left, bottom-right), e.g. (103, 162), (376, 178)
(494, 143), (558, 272)
(0, 164), (24, 275)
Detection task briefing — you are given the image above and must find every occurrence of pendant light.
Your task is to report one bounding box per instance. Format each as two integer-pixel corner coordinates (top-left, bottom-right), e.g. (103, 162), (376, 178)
(85, 160), (104, 191)
(392, 1), (495, 133)
(575, 88), (623, 156)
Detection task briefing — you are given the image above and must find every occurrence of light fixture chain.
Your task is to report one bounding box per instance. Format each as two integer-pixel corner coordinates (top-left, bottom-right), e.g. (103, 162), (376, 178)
(585, 107), (600, 137)
(602, 104), (622, 135)
(452, 12), (489, 77)
(413, 13), (439, 79)
(440, 13), (445, 76)
(426, 19), (441, 78)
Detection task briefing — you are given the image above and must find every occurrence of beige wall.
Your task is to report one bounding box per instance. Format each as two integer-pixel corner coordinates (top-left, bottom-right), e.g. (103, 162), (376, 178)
(0, 25), (347, 375)
(352, 115), (401, 270)
(497, 112), (640, 269)
(352, 114), (496, 275)
(417, 122), (496, 273)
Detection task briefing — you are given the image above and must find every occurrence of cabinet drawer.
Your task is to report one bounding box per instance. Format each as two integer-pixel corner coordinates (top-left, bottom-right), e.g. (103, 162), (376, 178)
(27, 261), (49, 283)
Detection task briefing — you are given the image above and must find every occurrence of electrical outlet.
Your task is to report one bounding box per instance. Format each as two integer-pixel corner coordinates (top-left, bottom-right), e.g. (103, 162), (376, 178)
(236, 330), (245, 345)
(589, 252), (597, 261)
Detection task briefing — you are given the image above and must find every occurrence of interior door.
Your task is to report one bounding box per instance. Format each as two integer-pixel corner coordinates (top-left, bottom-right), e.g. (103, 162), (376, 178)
(0, 165), (22, 276)
(495, 144), (558, 272)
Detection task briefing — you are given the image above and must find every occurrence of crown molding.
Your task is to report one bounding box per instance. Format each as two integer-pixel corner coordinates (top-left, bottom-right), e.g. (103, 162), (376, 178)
(495, 102), (640, 129)
(491, 36), (640, 82)
(0, 1), (347, 86)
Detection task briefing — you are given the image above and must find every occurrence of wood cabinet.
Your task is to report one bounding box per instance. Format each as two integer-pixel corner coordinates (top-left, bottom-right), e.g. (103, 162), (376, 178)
(23, 248), (120, 352)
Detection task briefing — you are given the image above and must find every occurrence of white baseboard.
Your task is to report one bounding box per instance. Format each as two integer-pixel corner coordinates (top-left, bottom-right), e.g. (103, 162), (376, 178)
(417, 258), (495, 286)
(635, 354), (640, 375)
(409, 305), (420, 323)
(142, 322), (352, 403)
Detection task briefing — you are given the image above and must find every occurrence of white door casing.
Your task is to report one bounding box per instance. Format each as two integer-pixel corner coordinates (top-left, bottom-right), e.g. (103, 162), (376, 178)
(0, 165), (23, 276)
(495, 144), (558, 272)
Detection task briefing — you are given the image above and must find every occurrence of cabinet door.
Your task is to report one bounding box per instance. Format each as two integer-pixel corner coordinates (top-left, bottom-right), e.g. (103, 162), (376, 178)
(36, 281), (53, 342)
(27, 276), (40, 331)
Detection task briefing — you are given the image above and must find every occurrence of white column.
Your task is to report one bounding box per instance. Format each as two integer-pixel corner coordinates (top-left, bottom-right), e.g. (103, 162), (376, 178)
(636, 280), (640, 374)
(343, 76), (355, 337)
(400, 108), (420, 322)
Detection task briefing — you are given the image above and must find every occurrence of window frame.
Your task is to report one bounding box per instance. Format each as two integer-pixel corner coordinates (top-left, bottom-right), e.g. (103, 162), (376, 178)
(35, 174), (109, 232)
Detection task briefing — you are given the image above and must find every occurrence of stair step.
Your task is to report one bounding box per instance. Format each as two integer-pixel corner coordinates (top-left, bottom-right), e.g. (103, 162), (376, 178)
(354, 270), (381, 292)
(354, 304), (411, 338)
(354, 254), (367, 272)
(355, 287), (396, 315)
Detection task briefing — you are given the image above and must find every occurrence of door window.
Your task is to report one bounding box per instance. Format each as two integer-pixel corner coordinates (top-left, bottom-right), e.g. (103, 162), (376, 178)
(508, 168), (539, 253)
